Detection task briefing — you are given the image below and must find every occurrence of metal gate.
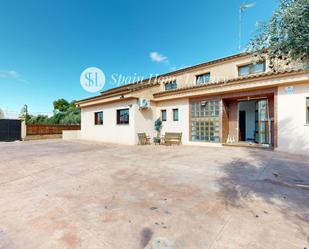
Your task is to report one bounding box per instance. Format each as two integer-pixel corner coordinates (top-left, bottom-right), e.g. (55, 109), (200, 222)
(0, 119), (22, 142)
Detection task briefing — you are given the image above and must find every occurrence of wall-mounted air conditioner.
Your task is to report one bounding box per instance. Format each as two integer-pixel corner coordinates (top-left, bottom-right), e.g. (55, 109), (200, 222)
(138, 98), (150, 109)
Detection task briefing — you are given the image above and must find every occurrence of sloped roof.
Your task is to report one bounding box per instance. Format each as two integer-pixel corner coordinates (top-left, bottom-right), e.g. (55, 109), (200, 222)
(77, 52), (252, 104)
(153, 68), (309, 97)
(98, 52), (251, 95)
(76, 80), (158, 105)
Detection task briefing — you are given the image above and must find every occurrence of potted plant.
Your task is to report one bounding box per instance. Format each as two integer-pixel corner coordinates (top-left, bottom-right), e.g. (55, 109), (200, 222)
(154, 118), (162, 144)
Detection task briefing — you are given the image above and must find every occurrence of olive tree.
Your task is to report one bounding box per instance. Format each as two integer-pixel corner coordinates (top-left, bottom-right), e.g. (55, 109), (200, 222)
(249, 0), (309, 70)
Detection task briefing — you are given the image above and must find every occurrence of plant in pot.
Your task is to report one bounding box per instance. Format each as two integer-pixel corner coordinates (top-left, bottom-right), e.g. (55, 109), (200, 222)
(154, 118), (162, 144)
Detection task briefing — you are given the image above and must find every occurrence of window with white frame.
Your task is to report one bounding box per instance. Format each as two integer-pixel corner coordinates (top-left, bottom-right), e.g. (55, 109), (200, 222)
(238, 62), (266, 76)
(196, 73), (210, 84)
(165, 81), (177, 91)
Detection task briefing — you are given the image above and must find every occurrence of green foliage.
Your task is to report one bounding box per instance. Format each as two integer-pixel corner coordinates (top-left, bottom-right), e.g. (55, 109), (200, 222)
(23, 114), (32, 123)
(50, 112), (66, 124)
(60, 112), (80, 125)
(53, 98), (70, 113)
(59, 107), (81, 125)
(27, 114), (49, 124)
(249, 0), (309, 70)
(154, 118), (162, 137)
(27, 99), (80, 125)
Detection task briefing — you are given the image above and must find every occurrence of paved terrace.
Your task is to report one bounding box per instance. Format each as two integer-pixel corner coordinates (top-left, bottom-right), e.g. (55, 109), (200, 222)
(0, 140), (308, 249)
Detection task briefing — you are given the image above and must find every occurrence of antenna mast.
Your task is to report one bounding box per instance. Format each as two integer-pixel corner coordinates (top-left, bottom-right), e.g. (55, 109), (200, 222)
(239, 2), (256, 51)
(239, 6), (242, 50)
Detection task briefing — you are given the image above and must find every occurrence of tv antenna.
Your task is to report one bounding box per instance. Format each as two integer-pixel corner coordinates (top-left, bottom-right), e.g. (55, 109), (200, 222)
(239, 2), (256, 50)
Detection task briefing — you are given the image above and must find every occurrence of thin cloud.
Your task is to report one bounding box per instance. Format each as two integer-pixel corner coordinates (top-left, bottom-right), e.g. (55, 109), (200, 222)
(0, 70), (29, 83)
(150, 52), (169, 63)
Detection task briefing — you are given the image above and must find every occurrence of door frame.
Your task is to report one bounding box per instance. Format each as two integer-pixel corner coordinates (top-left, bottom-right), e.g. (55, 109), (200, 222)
(237, 97), (269, 144)
(239, 110), (246, 141)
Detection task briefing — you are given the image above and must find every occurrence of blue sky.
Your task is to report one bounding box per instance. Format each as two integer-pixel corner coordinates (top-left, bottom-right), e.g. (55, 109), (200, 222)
(0, 0), (278, 115)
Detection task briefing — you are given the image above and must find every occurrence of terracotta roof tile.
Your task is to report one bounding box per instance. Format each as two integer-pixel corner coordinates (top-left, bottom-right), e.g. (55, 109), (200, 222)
(99, 52), (251, 95)
(153, 68), (309, 97)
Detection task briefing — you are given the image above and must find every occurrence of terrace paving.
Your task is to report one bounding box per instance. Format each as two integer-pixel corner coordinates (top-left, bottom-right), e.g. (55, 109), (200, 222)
(0, 140), (308, 249)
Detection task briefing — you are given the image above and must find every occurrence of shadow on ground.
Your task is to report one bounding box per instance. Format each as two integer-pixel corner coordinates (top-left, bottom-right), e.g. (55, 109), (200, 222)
(217, 147), (309, 237)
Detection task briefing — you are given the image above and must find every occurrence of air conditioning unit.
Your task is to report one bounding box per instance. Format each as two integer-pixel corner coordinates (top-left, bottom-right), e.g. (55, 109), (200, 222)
(138, 98), (150, 109)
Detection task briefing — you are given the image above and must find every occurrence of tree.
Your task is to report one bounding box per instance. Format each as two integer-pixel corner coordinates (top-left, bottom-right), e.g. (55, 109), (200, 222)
(0, 108), (4, 119)
(27, 115), (49, 124)
(249, 0), (309, 70)
(53, 98), (70, 113)
(49, 112), (65, 124)
(60, 109), (81, 125)
(27, 99), (80, 125)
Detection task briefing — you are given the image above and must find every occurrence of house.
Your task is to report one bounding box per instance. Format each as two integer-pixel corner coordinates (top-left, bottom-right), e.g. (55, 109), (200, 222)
(74, 52), (309, 155)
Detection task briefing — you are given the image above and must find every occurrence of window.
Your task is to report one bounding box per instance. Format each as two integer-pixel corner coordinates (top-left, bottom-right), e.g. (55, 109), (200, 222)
(161, 110), (167, 121)
(238, 62), (266, 76)
(117, 108), (129, 124)
(94, 112), (103, 125)
(190, 100), (220, 142)
(307, 98), (309, 124)
(165, 81), (177, 91)
(173, 109), (179, 121)
(196, 73), (210, 84)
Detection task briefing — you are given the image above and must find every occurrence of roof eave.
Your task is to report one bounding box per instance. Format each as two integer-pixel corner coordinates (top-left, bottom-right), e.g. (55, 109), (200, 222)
(153, 69), (309, 98)
(96, 52), (253, 96)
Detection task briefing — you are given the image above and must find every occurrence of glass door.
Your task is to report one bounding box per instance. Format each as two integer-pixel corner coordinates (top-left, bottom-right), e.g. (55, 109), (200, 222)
(255, 99), (271, 145)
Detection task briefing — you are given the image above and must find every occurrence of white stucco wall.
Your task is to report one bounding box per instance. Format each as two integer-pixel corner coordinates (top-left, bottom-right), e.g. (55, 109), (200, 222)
(156, 99), (190, 144)
(63, 130), (81, 140)
(134, 102), (157, 143)
(277, 83), (309, 155)
(80, 100), (136, 145)
(159, 54), (271, 91)
(21, 121), (27, 140)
